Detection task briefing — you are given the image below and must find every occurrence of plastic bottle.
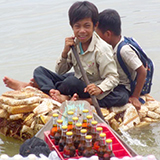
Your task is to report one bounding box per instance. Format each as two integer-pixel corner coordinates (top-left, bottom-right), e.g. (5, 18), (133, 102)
(54, 119), (63, 145)
(122, 156), (131, 160)
(134, 155), (143, 160)
(82, 135), (95, 158)
(91, 120), (98, 145)
(27, 154), (38, 160)
(63, 131), (76, 158)
(73, 122), (82, 149)
(72, 116), (79, 136)
(93, 127), (103, 152)
(146, 155), (157, 160)
(110, 158), (120, 160)
(82, 109), (89, 129)
(0, 154), (9, 160)
(106, 138), (115, 158)
(67, 111), (74, 131)
(13, 154), (23, 160)
(97, 133), (107, 160)
(50, 113), (59, 139)
(78, 129), (87, 156)
(58, 125), (68, 152)
(86, 115), (93, 135)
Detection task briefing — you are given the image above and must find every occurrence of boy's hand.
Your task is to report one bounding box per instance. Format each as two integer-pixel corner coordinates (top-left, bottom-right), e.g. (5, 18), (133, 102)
(62, 36), (75, 58)
(129, 96), (141, 110)
(84, 83), (103, 96)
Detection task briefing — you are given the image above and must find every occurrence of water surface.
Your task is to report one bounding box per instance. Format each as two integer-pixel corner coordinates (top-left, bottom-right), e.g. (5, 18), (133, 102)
(0, 0), (160, 158)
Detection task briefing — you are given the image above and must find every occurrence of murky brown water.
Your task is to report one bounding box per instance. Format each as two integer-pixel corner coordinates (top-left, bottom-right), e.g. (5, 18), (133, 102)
(0, 0), (160, 158)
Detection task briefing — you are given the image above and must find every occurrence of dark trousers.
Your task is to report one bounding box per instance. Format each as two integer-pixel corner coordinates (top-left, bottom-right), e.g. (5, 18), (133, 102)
(33, 66), (74, 95)
(34, 66), (129, 108)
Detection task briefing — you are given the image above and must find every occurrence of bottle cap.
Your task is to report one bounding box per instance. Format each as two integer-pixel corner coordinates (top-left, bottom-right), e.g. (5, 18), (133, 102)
(62, 125), (68, 129)
(85, 135), (92, 139)
(57, 119), (63, 123)
(66, 131), (73, 136)
(91, 120), (98, 125)
(83, 109), (89, 113)
(96, 127), (103, 131)
(68, 111), (74, 115)
(86, 115), (93, 119)
(80, 129), (87, 133)
(100, 133), (106, 137)
(76, 123), (82, 127)
(72, 117), (78, 121)
(52, 113), (58, 117)
(106, 138), (112, 143)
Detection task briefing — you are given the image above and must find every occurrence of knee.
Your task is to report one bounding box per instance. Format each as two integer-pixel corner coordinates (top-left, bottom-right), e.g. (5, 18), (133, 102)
(34, 66), (46, 75)
(63, 76), (80, 87)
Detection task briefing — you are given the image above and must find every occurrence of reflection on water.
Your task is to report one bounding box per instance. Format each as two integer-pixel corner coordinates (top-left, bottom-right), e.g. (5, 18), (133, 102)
(120, 122), (160, 159)
(0, 0), (160, 158)
(0, 134), (23, 156)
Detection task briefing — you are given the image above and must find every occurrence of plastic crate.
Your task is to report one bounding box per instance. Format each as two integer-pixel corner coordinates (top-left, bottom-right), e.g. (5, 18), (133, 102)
(44, 123), (132, 159)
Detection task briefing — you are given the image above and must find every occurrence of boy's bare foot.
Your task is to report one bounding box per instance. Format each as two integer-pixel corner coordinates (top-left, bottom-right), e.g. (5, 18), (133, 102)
(70, 93), (79, 101)
(3, 76), (30, 90)
(29, 78), (39, 89)
(49, 89), (70, 103)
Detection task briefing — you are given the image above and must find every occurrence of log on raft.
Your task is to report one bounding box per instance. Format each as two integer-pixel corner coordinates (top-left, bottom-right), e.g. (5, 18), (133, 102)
(0, 86), (160, 140)
(0, 86), (61, 141)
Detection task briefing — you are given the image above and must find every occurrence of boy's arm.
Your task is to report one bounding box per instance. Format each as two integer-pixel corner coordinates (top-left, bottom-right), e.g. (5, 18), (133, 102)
(129, 65), (146, 109)
(55, 36), (75, 74)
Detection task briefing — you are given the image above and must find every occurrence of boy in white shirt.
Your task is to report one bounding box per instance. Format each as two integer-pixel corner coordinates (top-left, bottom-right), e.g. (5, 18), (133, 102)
(96, 9), (146, 109)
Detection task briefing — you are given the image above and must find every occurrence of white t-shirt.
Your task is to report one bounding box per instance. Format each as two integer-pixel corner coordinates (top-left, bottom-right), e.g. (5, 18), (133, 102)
(113, 36), (142, 92)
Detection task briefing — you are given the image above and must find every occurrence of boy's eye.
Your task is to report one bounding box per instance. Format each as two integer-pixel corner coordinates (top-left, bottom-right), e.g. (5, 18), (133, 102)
(85, 24), (91, 28)
(74, 24), (80, 28)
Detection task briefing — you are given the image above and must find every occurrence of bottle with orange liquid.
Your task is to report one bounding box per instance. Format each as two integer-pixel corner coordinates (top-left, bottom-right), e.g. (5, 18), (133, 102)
(78, 129), (87, 156)
(58, 125), (68, 152)
(50, 113), (58, 139)
(104, 138), (115, 159)
(91, 120), (98, 145)
(67, 111), (74, 131)
(93, 127), (103, 152)
(63, 131), (76, 158)
(73, 122), (82, 149)
(82, 135), (95, 158)
(72, 116), (79, 136)
(54, 119), (63, 145)
(86, 115), (93, 135)
(82, 109), (89, 129)
(97, 133), (107, 160)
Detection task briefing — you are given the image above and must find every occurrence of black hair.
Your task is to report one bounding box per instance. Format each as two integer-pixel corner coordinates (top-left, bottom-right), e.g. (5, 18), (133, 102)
(68, 1), (98, 27)
(98, 9), (121, 35)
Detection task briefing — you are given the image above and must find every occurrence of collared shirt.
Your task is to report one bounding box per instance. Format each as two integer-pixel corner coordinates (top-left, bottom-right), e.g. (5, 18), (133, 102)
(113, 36), (142, 91)
(55, 32), (119, 99)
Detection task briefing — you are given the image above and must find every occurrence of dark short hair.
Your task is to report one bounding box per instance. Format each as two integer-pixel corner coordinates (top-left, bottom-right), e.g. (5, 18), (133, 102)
(98, 9), (121, 35)
(68, 1), (98, 27)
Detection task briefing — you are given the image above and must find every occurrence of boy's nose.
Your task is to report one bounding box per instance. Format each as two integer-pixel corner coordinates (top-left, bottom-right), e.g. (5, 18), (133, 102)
(79, 27), (86, 33)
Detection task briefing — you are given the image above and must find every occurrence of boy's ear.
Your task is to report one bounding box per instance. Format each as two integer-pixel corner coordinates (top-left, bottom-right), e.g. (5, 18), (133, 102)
(105, 30), (112, 37)
(94, 22), (99, 30)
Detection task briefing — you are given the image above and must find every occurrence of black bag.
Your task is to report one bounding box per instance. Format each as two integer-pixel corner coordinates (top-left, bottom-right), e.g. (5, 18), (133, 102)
(19, 136), (51, 157)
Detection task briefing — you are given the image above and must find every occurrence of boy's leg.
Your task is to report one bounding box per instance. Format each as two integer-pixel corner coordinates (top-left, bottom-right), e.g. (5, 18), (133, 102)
(98, 85), (129, 108)
(56, 76), (90, 98)
(3, 76), (30, 90)
(33, 66), (74, 95)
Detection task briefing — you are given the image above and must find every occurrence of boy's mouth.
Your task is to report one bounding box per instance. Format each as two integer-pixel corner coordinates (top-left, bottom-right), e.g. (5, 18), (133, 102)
(78, 35), (87, 40)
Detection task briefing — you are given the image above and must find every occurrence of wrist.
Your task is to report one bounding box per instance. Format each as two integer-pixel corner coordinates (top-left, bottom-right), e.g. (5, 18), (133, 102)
(130, 95), (139, 99)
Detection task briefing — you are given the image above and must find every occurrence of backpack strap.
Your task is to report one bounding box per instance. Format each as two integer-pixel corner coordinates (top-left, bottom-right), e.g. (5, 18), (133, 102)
(117, 41), (135, 95)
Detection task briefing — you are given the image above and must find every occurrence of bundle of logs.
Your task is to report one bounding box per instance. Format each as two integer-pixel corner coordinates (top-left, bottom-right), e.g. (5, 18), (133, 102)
(0, 86), (160, 141)
(0, 87), (61, 141)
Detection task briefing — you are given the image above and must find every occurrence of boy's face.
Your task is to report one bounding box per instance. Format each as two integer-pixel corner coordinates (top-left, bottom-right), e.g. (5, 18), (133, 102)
(72, 18), (95, 45)
(96, 28), (111, 45)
